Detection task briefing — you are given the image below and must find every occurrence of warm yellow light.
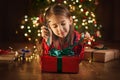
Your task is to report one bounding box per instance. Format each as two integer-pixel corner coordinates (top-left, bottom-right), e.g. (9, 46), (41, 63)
(27, 26), (30, 29)
(80, 8), (83, 12)
(73, 2), (76, 4)
(88, 41), (91, 45)
(93, 39), (95, 42)
(85, 11), (89, 16)
(33, 45), (36, 48)
(16, 31), (18, 34)
(85, 26), (88, 29)
(24, 33), (28, 36)
(52, 0), (55, 2)
(91, 12), (95, 17)
(76, 0), (79, 3)
(79, 5), (82, 8)
(63, 1), (67, 4)
(20, 25), (24, 29)
(74, 19), (78, 22)
(72, 16), (76, 19)
(25, 46), (28, 49)
(82, 22), (85, 26)
(28, 30), (31, 33)
(38, 33), (41, 36)
(24, 15), (28, 18)
(38, 30), (40, 32)
(36, 17), (39, 20)
(35, 39), (38, 42)
(82, 19), (86, 22)
(25, 19), (28, 22)
(28, 38), (31, 41)
(35, 23), (39, 26)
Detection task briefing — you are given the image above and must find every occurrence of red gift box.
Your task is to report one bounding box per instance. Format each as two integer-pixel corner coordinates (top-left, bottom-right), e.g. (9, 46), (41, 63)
(41, 55), (79, 73)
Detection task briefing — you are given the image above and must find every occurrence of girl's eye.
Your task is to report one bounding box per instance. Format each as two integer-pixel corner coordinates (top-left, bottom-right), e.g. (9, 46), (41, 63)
(53, 25), (57, 28)
(61, 23), (65, 26)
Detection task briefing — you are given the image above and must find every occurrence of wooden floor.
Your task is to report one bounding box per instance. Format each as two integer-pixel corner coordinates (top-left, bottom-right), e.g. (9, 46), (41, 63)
(0, 59), (120, 80)
(0, 42), (120, 80)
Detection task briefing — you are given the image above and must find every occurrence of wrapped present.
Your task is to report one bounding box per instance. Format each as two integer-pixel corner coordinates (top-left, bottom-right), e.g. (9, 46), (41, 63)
(93, 49), (115, 62)
(0, 49), (15, 61)
(84, 48), (95, 61)
(41, 55), (79, 73)
(0, 49), (10, 55)
(0, 54), (14, 61)
(84, 48), (120, 62)
(110, 49), (120, 59)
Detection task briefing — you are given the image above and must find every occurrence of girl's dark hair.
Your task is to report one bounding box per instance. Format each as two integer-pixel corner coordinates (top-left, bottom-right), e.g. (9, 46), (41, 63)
(45, 4), (74, 49)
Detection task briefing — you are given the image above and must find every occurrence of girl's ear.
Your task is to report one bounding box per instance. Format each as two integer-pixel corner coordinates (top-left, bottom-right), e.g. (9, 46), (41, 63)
(69, 16), (73, 25)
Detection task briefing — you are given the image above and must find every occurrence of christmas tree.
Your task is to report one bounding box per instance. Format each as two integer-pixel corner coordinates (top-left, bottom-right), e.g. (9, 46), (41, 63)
(18, 0), (102, 47)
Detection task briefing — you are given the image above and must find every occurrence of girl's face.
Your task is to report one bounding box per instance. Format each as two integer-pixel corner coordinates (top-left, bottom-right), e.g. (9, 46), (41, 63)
(48, 15), (72, 38)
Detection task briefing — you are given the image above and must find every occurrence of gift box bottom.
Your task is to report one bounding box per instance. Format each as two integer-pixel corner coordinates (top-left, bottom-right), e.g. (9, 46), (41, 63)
(41, 56), (79, 73)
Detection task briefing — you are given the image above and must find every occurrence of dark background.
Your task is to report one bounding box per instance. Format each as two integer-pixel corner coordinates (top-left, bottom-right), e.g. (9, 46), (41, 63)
(0, 0), (120, 44)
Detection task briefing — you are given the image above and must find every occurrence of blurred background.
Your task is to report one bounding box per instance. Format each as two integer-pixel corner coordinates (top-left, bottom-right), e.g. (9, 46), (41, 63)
(0, 0), (120, 44)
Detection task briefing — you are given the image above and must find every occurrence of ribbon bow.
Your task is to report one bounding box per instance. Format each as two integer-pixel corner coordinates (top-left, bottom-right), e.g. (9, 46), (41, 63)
(49, 47), (74, 57)
(49, 33), (84, 57)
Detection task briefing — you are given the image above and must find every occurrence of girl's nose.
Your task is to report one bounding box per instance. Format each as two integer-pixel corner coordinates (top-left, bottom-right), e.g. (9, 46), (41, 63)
(58, 25), (64, 32)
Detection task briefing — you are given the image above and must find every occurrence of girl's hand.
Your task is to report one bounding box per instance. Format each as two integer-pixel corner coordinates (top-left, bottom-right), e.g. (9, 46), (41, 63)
(41, 26), (52, 45)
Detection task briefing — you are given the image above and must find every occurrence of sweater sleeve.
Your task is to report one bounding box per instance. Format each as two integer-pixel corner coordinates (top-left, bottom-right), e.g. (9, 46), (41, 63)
(42, 39), (50, 55)
(72, 31), (84, 61)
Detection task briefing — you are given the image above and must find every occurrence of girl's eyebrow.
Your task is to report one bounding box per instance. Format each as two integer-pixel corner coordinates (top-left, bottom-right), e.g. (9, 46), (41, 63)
(61, 20), (65, 23)
(49, 20), (65, 25)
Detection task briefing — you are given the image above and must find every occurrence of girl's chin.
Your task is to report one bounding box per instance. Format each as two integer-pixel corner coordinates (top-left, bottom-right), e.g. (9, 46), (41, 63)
(59, 35), (67, 38)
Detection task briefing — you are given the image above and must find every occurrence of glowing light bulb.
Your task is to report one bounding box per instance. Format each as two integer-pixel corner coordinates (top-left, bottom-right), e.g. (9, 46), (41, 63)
(82, 22), (85, 26)
(24, 15), (28, 18)
(20, 25), (24, 29)
(85, 11), (89, 16)
(38, 33), (41, 36)
(28, 30), (31, 33)
(33, 46), (36, 48)
(72, 16), (76, 19)
(88, 41), (91, 45)
(76, 0), (79, 3)
(27, 26), (30, 29)
(24, 33), (28, 36)
(52, 0), (55, 2)
(64, 1), (67, 4)
(79, 5), (82, 8)
(85, 26), (88, 29)
(16, 31), (18, 34)
(28, 38), (31, 41)
(25, 19), (28, 22)
(80, 8), (83, 12)
(38, 30), (40, 32)
(35, 39), (38, 42)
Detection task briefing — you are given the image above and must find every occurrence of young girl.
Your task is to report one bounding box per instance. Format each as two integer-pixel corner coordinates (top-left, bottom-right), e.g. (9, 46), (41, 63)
(39, 4), (84, 61)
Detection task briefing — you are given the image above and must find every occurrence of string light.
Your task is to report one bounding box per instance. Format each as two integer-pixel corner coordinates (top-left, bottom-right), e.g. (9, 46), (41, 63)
(20, 25), (24, 29)
(51, 0), (55, 2)
(24, 15), (28, 18)
(64, 1), (67, 4)
(28, 38), (31, 41)
(28, 30), (31, 33)
(24, 33), (28, 37)
(80, 8), (84, 12)
(79, 5), (82, 8)
(38, 33), (41, 36)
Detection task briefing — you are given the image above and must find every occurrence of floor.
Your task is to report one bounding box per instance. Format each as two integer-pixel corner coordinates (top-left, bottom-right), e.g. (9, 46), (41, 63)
(0, 59), (120, 80)
(0, 42), (120, 80)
